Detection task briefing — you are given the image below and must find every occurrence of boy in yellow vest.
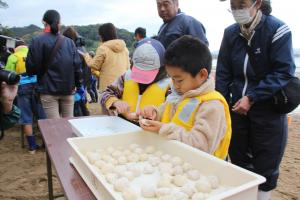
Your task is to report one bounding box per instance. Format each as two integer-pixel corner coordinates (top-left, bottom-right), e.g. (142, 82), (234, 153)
(101, 38), (170, 124)
(139, 36), (232, 159)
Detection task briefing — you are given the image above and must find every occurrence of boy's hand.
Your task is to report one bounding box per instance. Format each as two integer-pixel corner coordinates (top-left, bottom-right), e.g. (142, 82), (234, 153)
(112, 100), (131, 114)
(139, 119), (163, 133)
(232, 96), (252, 115)
(138, 106), (157, 120)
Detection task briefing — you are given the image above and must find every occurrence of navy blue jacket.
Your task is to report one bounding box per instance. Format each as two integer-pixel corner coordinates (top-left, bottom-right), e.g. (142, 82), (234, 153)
(216, 14), (296, 105)
(26, 33), (82, 95)
(157, 12), (208, 48)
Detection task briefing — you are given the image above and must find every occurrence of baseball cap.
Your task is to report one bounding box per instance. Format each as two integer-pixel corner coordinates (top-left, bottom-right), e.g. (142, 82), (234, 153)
(131, 38), (165, 84)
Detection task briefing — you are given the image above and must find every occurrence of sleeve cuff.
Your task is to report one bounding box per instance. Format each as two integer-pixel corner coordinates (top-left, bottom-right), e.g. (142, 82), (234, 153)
(246, 92), (258, 103)
(105, 97), (120, 110)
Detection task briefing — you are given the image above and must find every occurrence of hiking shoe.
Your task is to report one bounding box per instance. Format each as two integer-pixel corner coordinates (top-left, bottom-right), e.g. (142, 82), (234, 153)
(28, 145), (40, 154)
(28, 149), (36, 154)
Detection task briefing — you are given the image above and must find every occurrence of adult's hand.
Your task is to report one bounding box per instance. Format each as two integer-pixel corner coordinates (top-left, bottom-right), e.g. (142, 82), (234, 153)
(232, 96), (253, 115)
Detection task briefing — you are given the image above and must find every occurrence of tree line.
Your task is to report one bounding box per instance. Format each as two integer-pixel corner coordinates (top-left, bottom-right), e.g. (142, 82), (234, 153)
(1, 24), (135, 53)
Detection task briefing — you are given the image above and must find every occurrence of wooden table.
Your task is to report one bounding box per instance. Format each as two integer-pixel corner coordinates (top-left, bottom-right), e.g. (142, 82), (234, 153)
(38, 118), (96, 200)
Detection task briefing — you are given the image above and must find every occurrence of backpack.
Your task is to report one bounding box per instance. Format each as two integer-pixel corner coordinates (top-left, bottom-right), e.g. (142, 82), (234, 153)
(14, 52), (26, 74)
(246, 44), (300, 114)
(273, 77), (300, 114)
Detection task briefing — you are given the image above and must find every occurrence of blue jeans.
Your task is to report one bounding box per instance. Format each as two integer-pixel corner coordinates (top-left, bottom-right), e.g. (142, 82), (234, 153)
(17, 83), (46, 125)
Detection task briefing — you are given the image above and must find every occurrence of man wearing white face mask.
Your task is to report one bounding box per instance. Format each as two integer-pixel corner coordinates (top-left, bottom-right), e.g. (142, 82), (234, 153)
(216, 1), (296, 200)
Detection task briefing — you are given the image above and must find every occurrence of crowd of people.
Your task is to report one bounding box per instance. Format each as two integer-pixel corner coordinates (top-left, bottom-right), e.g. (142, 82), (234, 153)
(0, 0), (297, 199)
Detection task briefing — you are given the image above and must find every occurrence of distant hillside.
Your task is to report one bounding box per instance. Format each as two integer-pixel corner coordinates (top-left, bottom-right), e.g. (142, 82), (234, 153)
(9, 24), (41, 38)
(6, 25), (300, 57)
(7, 24), (135, 52)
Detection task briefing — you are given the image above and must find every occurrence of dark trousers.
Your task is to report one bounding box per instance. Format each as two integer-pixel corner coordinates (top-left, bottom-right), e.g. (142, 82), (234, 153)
(74, 100), (90, 117)
(88, 79), (98, 102)
(229, 101), (287, 191)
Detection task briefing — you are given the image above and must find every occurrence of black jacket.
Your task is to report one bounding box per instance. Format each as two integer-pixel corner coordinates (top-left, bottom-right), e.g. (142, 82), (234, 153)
(26, 32), (82, 95)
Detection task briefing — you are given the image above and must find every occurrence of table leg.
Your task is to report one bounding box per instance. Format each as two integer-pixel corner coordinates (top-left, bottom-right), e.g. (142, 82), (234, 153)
(20, 127), (25, 148)
(46, 150), (54, 200)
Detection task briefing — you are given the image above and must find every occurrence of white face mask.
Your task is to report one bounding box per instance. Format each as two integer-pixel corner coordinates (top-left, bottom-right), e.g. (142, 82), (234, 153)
(232, 1), (257, 25)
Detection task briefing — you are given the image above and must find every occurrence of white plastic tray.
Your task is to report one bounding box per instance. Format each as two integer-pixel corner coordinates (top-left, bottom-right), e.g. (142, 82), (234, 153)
(68, 131), (265, 200)
(68, 116), (141, 137)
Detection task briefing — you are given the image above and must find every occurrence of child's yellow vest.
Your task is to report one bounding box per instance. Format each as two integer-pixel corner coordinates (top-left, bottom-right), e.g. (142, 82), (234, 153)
(14, 47), (28, 74)
(161, 91), (232, 160)
(122, 71), (170, 112)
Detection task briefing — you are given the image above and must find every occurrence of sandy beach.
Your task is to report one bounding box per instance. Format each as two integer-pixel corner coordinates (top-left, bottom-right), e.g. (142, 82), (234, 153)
(0, 103), (299, 200)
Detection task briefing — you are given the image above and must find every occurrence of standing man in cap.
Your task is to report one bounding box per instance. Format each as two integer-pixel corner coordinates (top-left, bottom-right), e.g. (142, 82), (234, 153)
(156, 0), (208, 48)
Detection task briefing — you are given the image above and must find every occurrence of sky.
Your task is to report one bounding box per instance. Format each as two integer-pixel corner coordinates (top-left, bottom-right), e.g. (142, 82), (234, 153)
(1, 0), (299, 51)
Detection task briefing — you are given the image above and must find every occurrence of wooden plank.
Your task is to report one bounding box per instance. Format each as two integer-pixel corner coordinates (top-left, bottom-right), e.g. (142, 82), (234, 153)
(38, 118), (96, 200)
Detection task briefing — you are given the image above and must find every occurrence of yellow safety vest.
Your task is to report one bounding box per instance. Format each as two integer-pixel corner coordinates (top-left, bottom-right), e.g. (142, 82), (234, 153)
(161, 91), (232, 159)
(14, 48), (28, 74)
(122, 71), (170, 113)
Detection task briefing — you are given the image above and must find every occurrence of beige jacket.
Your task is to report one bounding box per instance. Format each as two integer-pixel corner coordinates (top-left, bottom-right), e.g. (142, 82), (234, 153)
(156, 77), (227, 154)
(84, 39), (130, 92)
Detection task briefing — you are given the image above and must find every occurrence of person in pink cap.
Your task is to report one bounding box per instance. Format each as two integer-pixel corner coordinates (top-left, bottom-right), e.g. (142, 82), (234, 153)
(100, 38), (171, 124)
